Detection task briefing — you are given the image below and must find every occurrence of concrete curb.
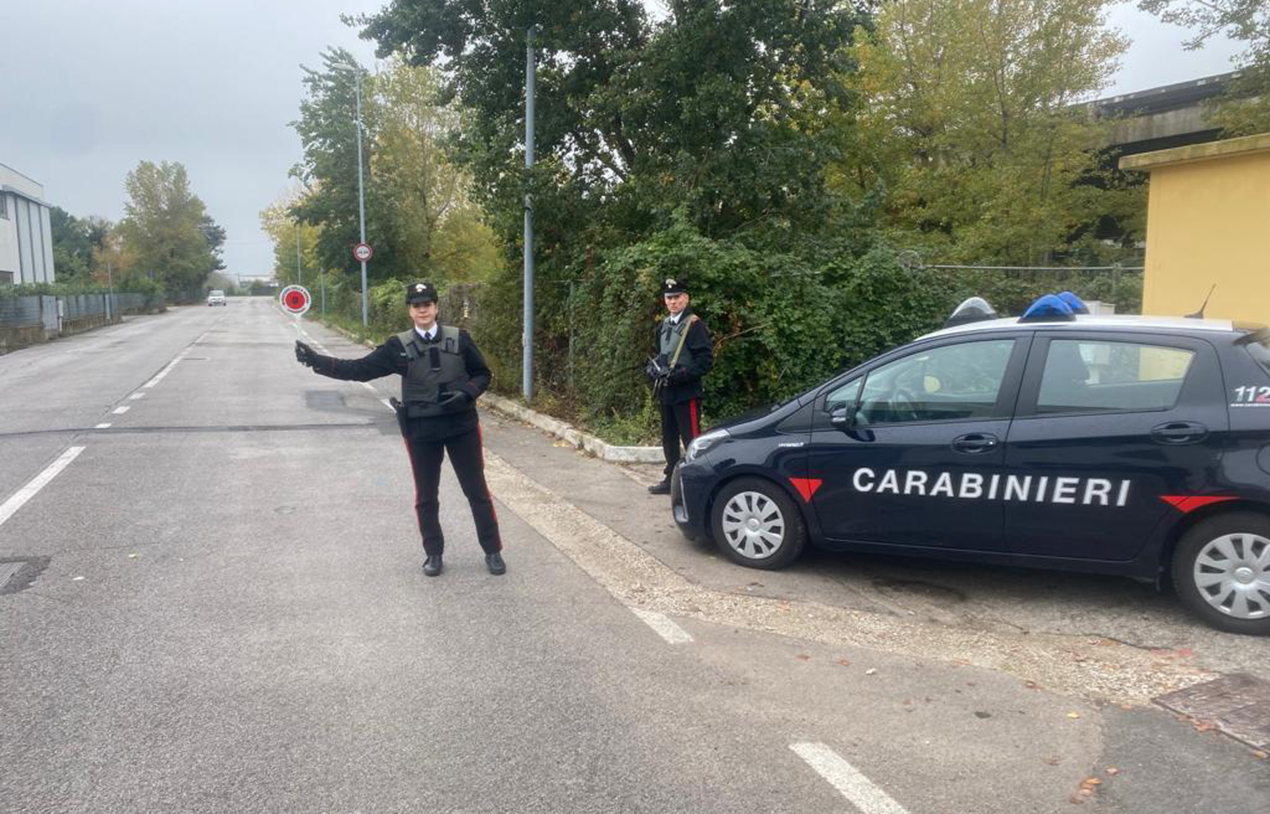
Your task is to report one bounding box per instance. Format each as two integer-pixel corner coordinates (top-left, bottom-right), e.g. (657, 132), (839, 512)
(311, 316), (664, 464)
(480, 393), (664, 464)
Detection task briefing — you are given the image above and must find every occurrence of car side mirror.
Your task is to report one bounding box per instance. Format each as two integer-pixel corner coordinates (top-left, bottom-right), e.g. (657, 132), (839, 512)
(830, 406), (855, 429)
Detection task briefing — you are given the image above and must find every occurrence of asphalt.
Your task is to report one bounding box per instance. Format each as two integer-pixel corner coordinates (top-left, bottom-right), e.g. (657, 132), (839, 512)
(0, 298), (1266, 813)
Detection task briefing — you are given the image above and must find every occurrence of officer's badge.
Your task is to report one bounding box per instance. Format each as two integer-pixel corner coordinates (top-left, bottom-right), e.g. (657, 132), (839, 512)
(416, 284), (425, 293)
(664, 278), (677, 288)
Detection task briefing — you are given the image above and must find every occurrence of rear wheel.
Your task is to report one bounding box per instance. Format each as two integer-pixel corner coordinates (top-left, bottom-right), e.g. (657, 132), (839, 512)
(710, 477), (806, 569)
(1172, 511), (1270, 635)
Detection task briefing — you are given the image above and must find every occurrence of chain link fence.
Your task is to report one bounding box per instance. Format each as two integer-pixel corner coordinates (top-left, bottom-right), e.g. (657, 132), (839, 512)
(0, 292), (158, 354)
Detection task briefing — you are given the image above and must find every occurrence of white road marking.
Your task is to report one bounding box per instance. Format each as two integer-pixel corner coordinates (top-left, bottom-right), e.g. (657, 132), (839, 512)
(94, 423), (112, 429)
(143, 360), (180, 388)
(128, 392), (145, 400)
(629, 608), (694, 644)
(112, 405), (131, 415)
(0, 447), (86, 528)
(380, 398), (394, 411)
(790, 743), (909, 814)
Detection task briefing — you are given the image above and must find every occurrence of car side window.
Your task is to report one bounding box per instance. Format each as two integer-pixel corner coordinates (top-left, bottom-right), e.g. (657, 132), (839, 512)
(1037, 339), (1195, 415)
(855, 339), (1016, 426)
(824, 379), (862, 413)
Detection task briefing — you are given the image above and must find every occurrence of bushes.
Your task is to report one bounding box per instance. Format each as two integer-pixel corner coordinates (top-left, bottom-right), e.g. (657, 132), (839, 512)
(467, 219), (961, 439)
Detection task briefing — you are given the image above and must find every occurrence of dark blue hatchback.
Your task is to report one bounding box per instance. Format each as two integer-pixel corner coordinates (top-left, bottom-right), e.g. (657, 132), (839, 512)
(671, 300), (1270, 634)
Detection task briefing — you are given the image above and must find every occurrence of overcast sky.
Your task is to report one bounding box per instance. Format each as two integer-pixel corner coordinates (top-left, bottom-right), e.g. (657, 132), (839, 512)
(0, 1), (1248, 280)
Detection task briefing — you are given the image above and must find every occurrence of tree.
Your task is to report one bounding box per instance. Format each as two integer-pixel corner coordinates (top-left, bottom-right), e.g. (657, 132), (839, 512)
(260, 190), (325, 287)
(117, 160), (223, 297)
(1139, 0), (1270, 134)
(49, 207), (94, 282)
(843, 0), (1135, 265)
(290, 48), (403, 281)
(374, 57), (500, 283)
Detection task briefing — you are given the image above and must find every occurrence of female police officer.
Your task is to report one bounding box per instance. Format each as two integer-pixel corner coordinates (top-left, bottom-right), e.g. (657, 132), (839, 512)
(294, 281), (504, 577)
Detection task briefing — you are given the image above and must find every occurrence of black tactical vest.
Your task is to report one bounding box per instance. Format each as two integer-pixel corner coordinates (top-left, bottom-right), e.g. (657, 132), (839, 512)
(397, 325), (468, 418)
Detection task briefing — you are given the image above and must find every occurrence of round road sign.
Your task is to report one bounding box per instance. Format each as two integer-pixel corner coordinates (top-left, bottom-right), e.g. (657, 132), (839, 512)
(353, 242), (374, 263)
(279, 284), (312, 316)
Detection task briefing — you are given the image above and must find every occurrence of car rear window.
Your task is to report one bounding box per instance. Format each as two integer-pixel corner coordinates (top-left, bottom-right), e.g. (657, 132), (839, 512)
(1247, 334), (1270, 377)
(1037, 340), (1194, 415)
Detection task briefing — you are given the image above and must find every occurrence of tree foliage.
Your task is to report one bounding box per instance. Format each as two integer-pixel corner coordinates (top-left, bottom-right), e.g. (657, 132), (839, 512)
(116, 161), (224, 298)
(260, 190), (325, 288)
(842, 0), (1139, 266)
(49, 207), (107, 283)
(288, 50), (501, 288)
(1139, 0), (1270, 135)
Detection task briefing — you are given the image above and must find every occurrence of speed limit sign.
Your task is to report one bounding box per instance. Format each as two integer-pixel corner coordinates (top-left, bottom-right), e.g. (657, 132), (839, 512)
(353, 242), (374, 262)
(279, 284), (312, 316)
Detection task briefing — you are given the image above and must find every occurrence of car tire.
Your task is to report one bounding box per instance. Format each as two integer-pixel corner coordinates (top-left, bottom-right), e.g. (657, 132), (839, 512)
(1171, 511), (1270, 635)
(710, 477), (806, 570)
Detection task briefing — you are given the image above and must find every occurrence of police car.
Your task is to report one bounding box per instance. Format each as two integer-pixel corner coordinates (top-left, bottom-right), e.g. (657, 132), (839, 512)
(671, 293), (1270, 634)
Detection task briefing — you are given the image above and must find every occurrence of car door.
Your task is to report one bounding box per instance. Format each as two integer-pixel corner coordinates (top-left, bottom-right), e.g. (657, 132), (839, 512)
(1002, 332), (1229, 561)
(807, 334), (1029, 550)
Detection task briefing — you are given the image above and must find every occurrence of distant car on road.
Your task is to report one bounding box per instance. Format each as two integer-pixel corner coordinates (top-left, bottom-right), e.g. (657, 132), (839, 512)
(672, 294), (1270, 634)
(207, 290), (227, 306)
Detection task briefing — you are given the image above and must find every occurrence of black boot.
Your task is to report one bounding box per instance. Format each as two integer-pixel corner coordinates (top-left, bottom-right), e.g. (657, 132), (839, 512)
(485, 552), (506, 575)
(423, 554), (443, 577)
(647, 479), (671, 495)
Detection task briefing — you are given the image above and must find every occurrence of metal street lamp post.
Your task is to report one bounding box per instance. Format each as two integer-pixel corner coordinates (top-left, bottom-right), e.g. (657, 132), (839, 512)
(353, 67), (369, 328)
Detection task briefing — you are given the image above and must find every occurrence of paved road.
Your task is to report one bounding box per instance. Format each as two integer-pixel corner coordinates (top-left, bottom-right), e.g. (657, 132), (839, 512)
(1, 299), (1266, 813)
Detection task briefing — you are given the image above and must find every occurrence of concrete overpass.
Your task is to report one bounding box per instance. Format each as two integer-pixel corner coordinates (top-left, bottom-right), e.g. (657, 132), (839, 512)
(1088, 71), (1246, 156)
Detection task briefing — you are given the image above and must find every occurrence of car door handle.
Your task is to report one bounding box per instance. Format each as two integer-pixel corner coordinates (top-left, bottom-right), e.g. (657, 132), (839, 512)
(1151, 421), (1208, 445)
(951, 433), (999, 454)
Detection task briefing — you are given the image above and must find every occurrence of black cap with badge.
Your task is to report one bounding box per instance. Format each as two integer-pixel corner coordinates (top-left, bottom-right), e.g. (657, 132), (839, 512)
(405, 281), (438, 304)
(661, 277), (688, 296)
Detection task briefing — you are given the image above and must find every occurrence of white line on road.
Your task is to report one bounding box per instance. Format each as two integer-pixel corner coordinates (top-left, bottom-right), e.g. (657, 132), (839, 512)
(0, 447), (86, 528)
(128, 392), (145, 400)
(112, 405), (131, 415)
(94, 423), (112, 429)
(629, 608), (694, 644)
(790, 743), (909, 814)
(143, 360), (180, 388)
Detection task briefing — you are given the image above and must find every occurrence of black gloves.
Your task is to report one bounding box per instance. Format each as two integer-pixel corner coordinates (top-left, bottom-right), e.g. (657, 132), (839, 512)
(646, 357), (670, 383)
(667, 366), (692, 385)
(437, 390), (472, 409)
(295, 340), (319, 368)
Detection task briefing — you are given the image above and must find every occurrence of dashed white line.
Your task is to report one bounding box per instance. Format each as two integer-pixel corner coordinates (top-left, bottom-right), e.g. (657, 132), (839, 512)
(143, 359), (180, 388)
(790, 743), (909, 814)
(0, 447), (86, 527)
(112, 405), (131, 415)
(128, 392), (145, 400)
(94, 423), (112, 429)
(629, 608), (694, 644)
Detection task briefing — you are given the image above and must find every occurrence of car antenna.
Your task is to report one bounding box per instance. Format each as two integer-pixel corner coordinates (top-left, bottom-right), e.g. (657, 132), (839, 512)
(1185, 284), (1216, 319)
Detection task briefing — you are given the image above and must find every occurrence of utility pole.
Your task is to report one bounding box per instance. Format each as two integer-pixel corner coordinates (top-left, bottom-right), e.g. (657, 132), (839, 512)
(354, 66), (369, 328)
(523, 25), (537, 402)
(296, 226), (302, 286)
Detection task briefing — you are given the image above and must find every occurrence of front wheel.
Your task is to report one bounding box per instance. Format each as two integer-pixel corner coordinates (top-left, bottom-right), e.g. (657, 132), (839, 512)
(710, 477), (806, 570)
(1172, 511), (1270, 635)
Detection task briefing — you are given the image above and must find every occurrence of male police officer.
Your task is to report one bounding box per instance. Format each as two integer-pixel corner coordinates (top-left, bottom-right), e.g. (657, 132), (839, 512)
(294, 281), (505, 577)
(647, 278), (713, 495)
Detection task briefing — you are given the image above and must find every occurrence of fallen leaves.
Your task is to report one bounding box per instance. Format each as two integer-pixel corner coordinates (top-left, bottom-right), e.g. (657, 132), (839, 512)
(796, 654), (811, 662)
(1066, 712), (1082, 719)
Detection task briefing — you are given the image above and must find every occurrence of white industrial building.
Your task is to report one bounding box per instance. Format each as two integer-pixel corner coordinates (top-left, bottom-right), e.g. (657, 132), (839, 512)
(0, 162), (56, 285)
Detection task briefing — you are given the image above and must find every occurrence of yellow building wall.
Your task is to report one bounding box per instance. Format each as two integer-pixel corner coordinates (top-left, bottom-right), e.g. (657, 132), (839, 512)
(1139, 146), (1270, 325)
